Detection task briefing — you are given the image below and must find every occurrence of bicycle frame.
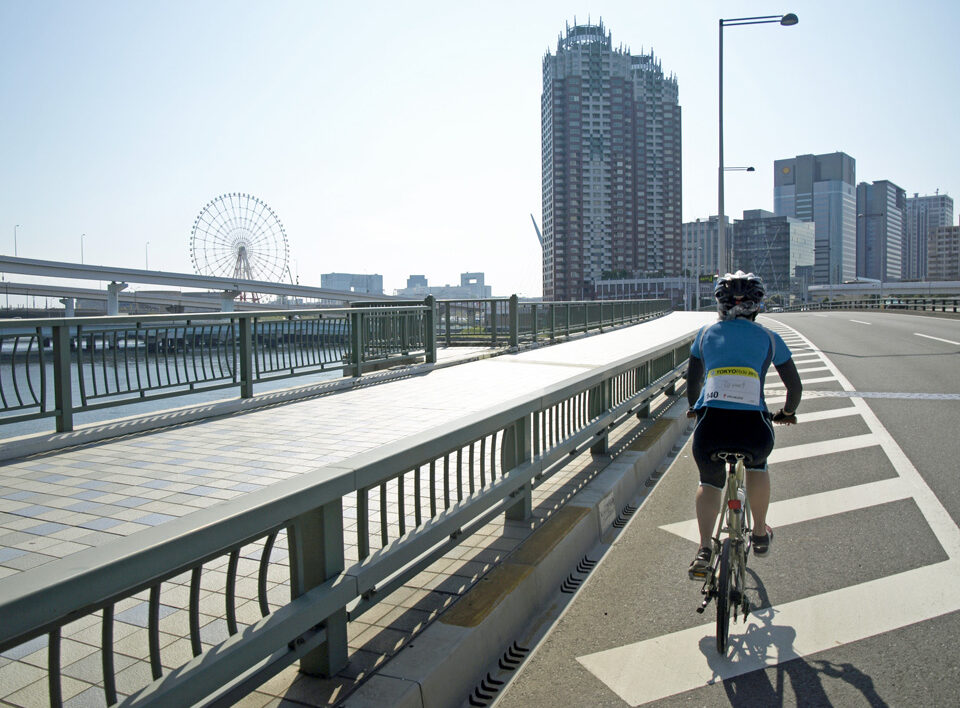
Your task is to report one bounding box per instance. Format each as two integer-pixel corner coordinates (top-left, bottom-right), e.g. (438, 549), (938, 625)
(697, 452), (753, 653)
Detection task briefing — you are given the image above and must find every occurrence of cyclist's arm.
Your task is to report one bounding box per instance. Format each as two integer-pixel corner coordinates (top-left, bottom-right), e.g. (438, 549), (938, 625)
(687, 355), (704, 408)
(774, 358), (802, 414)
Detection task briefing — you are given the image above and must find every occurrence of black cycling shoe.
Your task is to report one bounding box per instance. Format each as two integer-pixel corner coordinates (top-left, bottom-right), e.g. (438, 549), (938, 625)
(688, 546), (713, 580)
(751, 526), (773, 557)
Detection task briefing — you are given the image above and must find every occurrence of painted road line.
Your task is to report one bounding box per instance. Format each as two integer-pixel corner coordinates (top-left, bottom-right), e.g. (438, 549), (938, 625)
(659, 477), (913, 545)
(914, 333), (960, 346)
(576, 560), (960, 707)
(789, 406), (860, 423)
(775, 321), (960, 559)
(795, 365), (830, 373)
(850, 319), (872, 325)
(797, 375), (838, 385)
(767, 434), (877, 464)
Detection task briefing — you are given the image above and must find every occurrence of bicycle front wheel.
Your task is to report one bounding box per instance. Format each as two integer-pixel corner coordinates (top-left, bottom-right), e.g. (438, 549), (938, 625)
(716, 538), (732, 654)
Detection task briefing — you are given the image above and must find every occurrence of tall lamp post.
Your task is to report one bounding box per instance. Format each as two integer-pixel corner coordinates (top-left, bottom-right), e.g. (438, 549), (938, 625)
(718, 13), (798, 275)
(13, 225), (19, 257)
(145, 242), (150, 270)
(81, 233), (85, 264)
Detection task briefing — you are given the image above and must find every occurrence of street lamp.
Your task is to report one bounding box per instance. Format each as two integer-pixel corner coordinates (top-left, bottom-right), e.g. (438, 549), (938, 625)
(145, 242), (150, 270)
(13, 225), (19, 257)
(81, 233), (85, 264)
(718, 13), (798, 275)
(725, 166), (755, 172)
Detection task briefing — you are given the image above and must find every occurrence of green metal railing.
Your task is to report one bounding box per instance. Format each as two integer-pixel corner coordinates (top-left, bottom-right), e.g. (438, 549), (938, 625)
(0, 296), (670, 433)
(0, 326), (696, 707)
(0, 301), (436, 432)
(781, 297), (960, 314)
(437, 296), (671, 347)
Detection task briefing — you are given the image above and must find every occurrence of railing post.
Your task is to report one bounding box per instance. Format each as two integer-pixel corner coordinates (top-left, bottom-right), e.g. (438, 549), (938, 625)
(239, 317), (254, 398)
(550, 303), (556, 341)
(287, 500), (348, 677)
(424, 296), (437, 363)
(52, 324), (74, 432)
(509, 294), (519, 350)
(444, 301), (451, 347)
(531, 303), (538, 344)
(349, 310), (363, 377)
(590, 378), (611, 455)
(502, 416), (532, 521)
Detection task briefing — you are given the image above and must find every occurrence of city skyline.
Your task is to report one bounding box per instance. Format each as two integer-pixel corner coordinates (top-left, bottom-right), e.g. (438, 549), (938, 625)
(1, 1), (959, 298)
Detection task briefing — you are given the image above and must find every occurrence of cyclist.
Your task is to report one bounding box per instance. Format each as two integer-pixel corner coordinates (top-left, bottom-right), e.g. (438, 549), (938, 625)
(686, 271), (802, 579)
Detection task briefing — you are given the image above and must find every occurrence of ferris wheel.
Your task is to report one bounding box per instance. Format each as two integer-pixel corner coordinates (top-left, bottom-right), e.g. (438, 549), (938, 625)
(190, 193), (292, 283)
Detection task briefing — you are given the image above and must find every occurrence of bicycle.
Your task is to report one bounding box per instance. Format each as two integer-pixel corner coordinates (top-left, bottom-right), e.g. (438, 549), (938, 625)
(693, 451), (752, 654)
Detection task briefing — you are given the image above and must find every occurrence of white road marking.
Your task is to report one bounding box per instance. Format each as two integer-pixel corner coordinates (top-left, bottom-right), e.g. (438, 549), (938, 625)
(795, 365), (830, 373)
(767, 434), (877, 464)
(659, 477), (913, 544)
(785, 407), (859, 423)
(850, 319), (872, 325)
(915, 333), (960, 346)
(577, 560), (960, 707)
(797, 375), (837, 385)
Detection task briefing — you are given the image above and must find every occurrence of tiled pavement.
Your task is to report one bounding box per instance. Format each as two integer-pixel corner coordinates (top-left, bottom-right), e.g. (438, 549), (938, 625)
(0, 314), (709, 706)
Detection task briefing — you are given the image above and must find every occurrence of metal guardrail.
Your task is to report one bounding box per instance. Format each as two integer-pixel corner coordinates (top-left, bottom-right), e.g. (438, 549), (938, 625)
(0, 297), (671, 433)
(781, 297), (960, 314)
(437, 297), (671, 347)
(0, 302), (436, 432)
(0, 326), (695, 707)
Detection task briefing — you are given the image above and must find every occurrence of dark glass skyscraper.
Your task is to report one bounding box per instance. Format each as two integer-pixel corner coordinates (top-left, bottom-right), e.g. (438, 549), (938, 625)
(540, 20), (682, 301)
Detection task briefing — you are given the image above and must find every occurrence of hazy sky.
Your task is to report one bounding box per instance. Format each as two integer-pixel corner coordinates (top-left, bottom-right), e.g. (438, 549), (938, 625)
(2, 0), (958, 298)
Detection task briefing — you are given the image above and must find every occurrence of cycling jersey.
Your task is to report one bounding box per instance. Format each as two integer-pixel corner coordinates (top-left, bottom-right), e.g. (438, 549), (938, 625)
(689, 319), (792, 412)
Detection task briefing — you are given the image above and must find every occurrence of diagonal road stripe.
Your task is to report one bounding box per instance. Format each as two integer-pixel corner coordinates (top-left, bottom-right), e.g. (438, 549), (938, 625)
(658, 477), (913, 544)
(577, 560), (960, 706)
(767, 434), (877, 464)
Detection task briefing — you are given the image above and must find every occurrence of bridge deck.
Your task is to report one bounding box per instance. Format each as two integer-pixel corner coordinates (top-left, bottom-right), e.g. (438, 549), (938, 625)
(0, 313), (709, 707)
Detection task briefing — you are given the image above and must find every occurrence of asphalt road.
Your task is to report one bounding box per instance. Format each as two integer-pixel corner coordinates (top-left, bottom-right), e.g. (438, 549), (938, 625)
(492, 311), (960, 708)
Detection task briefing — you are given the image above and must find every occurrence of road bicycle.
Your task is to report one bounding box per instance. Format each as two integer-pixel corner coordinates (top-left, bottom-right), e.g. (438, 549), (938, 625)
(693, 451), (752, 654)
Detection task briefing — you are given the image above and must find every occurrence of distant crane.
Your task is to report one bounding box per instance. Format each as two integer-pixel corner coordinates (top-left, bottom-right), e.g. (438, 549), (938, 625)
(530, 214), (544, 248)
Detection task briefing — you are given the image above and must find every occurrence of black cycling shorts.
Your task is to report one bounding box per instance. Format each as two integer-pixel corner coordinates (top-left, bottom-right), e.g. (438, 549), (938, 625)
(692, 407), (774, 488)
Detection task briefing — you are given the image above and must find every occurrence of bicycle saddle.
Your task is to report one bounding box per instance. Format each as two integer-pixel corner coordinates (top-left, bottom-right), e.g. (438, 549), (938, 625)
(709, 450), (755, 465)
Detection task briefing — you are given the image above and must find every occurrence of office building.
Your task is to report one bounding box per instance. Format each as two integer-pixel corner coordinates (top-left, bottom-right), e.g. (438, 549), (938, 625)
(774, 152), (857, 284)
(928, 225), (960, 281)
(904, 193), (954, 280)
(540, 20), (682, 301)
(856, 181), (905, 282)
(731, 210), (815, 302)
(320, 273), (384, 295)
(682, 216), (732, 278)
(395, 272), (492, 299)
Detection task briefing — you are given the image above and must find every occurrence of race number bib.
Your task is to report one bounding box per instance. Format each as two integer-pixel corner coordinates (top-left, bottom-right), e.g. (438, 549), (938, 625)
(704, 366), (761, 406)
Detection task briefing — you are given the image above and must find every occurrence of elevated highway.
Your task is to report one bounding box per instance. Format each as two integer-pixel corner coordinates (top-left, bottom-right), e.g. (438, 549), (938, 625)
(0, 255), (397, 313)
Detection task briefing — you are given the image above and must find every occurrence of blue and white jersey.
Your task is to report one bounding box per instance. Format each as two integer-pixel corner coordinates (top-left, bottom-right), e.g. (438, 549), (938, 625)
(690, 319), (792, 412)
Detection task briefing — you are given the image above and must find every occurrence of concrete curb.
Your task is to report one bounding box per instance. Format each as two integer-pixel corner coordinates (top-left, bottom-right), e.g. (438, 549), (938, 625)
(342, 401), (693, 708)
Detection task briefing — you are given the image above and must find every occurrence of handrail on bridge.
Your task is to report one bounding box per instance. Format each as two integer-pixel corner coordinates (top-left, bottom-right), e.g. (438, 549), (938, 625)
(779, 296), (959, 314)
(0, 319), (695, 707)
(0, 296), (671, 433)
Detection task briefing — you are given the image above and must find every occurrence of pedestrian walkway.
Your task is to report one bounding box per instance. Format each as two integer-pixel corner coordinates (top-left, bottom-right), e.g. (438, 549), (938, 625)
(0, 314), (709, 707)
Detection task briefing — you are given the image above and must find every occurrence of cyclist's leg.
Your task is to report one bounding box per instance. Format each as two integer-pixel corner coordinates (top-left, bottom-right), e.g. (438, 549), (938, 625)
(746, 466), (770, 533)
(691, 409), (726, 549)
(746, 411), (775, 546)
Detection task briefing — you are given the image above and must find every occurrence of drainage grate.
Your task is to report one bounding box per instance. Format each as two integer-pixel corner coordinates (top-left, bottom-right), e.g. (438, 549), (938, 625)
(560, 555), (598, 594)
(612, 503), (637, 528)
(467, 642), (530, 706)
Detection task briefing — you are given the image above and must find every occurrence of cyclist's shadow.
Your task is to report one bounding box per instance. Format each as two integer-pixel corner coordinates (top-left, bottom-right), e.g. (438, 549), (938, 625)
(698, 569), (889, 707)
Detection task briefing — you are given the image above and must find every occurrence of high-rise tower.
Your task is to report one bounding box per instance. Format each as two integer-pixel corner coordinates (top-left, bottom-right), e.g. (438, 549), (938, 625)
(904, 192), (954, 280)
(540, 20), (682, 301)
(774, 152), (857, 285)
(855, 180), (905, 282)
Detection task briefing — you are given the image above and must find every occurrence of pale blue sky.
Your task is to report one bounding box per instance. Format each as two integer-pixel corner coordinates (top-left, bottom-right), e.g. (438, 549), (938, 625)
(2, 0), (958, 298)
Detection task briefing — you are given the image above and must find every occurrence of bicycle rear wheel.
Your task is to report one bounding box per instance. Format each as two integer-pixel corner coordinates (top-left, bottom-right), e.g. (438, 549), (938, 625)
(716, 538), (732, 654)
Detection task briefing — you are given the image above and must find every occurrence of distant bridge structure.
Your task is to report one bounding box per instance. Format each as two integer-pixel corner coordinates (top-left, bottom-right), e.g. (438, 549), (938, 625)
(0, 256), (396, 315)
